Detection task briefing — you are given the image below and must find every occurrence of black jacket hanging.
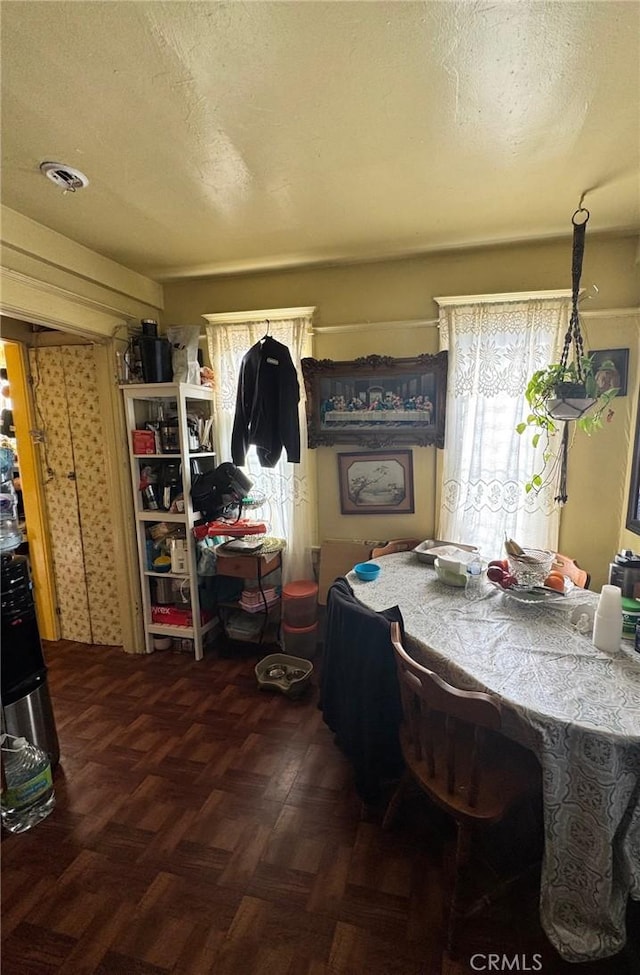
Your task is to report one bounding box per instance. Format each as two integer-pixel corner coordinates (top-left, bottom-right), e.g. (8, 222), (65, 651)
(231, 336), (301, 468)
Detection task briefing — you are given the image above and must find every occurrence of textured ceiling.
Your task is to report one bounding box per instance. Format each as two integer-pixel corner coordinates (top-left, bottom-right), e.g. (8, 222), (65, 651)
(1, 1), (638, 280)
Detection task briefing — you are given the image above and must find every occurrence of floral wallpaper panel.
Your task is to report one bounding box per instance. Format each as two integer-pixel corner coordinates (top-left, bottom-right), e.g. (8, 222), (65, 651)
(29, 346), (122, 646)
(29, 347), (91, 643)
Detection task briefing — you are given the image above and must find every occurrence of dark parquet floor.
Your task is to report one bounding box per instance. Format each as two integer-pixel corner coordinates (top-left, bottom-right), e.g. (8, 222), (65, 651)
(2, 639), (638, 975)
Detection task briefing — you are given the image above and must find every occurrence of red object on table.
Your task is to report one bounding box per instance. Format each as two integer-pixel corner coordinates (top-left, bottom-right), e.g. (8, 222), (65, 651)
(192, 519), (267, 540)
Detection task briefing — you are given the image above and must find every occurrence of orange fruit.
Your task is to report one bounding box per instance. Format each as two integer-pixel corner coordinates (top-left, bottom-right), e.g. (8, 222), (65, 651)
(544, 572), (565, 592)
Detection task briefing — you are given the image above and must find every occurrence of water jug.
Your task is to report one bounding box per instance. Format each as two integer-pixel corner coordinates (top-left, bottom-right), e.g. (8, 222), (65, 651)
(0, 445), (21, 553)
(1, 733), (55, 833)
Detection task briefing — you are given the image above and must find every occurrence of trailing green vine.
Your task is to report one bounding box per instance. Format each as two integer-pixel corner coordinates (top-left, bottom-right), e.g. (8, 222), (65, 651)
(516, 355), (618, 494)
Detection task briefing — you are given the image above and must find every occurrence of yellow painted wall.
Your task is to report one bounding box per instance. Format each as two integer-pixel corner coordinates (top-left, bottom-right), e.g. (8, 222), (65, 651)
(561, 314), (639, 588)
(163, 234), (638, 329)
(164, 233), (639, 590)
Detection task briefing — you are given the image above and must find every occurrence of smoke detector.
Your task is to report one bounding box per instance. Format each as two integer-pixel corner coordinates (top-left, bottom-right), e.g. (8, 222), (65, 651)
(39, 161), (89, 192)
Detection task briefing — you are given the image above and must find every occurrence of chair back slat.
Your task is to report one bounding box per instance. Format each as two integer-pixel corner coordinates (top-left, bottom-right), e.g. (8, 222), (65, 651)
(408, 694), (423, 761)
(445, 715), (456, 795)
(468, 726), (482, 808)
(423, 707), (436, 777)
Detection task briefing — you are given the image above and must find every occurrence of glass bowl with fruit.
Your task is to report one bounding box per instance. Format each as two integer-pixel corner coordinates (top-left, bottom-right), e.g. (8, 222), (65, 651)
(506, 548), (554, 588)
(487, 551), (568, 595)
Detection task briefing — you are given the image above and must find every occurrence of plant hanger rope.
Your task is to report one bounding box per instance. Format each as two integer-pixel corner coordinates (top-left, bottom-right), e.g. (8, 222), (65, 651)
(555, 206), (590, 504)
(555, 425), (570, 505)
(518, 200), (618, 506)
(559, 207), (590, 380)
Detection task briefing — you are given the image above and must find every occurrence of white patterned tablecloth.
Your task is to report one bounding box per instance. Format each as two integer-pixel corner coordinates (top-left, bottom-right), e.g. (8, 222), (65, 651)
(348, 552), (640, 963)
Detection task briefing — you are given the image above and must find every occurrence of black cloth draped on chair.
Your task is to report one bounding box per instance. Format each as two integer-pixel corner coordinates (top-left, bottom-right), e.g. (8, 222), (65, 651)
(320, 577), (404, 802)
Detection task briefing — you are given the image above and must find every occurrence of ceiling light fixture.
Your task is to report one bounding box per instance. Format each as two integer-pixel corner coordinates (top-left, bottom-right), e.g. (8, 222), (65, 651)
(39, 161), (89, 193)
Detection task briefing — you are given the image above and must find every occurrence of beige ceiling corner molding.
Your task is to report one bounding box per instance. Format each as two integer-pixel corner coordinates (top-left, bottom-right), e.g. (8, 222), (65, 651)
(0, 267), (131, 339)
(203, 306), (316, 325)
(1, 206), (163, 309)
(311, 317), (438, 334)
(581, 307), (640, 319)
(434, 290), (573, 306)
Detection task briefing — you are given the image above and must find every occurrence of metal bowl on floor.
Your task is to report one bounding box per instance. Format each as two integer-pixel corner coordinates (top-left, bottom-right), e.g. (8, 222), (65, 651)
(255, 653), (313, 699)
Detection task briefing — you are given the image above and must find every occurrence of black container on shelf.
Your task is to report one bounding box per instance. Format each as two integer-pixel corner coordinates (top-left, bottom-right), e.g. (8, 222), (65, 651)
(159, 462), (182, 511)
(159, 416), (180, 453)
(139, 335), (173, 384)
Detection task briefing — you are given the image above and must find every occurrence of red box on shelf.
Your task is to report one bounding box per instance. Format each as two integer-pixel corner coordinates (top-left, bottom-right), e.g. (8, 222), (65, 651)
(132, 429), (156, 454)
(151, 605), (213, 627)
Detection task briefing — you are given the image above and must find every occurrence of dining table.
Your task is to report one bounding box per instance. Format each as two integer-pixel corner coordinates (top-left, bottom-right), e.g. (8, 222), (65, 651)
(346, 551), (640, 964)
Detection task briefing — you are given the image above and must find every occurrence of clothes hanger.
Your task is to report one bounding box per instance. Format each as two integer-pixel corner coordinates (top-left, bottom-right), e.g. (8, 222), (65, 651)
(260, 319), (270, 344)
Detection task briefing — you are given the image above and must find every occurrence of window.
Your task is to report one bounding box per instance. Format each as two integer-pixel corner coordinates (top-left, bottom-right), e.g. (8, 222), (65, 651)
(204, 308), (316, 581)
(436, 294), (570, 557)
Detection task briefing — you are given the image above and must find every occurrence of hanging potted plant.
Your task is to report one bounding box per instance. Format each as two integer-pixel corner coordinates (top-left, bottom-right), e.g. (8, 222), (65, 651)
(516, 207), (618, 502)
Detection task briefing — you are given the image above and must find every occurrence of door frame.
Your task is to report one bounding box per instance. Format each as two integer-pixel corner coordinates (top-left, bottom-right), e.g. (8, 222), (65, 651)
(3, 340), (58, 639)
(0, 293), (145, 653)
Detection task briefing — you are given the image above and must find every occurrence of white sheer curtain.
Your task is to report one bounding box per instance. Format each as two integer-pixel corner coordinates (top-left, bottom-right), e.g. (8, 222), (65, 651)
(205, 312), (315, 583)
(437, 296), (569, 557)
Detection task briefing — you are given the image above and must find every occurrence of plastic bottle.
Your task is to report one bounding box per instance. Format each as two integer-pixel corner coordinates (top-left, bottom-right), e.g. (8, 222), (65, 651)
(465, 560), (484, 601)
(1, 734), (55, 833)
(0, 444), (22, 553)
(592, 584), (623, 653)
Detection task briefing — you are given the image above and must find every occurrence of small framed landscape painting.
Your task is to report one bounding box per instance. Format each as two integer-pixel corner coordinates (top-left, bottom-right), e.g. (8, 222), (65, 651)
(338, 450), (415, 515)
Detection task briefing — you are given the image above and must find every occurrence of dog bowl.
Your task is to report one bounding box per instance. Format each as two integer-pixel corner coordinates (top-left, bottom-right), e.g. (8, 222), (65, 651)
(255, 653), (313, 699)
(354, 562), (381, 581)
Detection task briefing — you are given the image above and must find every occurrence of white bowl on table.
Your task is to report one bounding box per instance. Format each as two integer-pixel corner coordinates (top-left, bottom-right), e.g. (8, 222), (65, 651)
(434, 557), (468, 588)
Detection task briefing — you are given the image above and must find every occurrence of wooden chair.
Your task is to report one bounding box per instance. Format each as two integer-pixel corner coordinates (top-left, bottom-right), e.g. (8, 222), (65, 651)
(552, 553), (590, 589)
(370, 538), (421, 559)
(383, 622), (541, 955)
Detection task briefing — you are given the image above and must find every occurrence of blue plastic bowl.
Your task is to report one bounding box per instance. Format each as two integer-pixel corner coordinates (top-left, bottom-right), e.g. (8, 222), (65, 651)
(354, 561), (381, 581)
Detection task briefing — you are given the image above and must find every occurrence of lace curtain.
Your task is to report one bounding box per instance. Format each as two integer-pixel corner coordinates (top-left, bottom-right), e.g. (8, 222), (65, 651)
(438, 297), (569, 557)
(205, 314), (315, 583)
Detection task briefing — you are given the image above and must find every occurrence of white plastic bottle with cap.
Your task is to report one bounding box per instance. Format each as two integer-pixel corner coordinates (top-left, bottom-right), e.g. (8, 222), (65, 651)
(170, 539), (188, 574)
(592, 584), (623, 653)
(1, 733), (55, 833)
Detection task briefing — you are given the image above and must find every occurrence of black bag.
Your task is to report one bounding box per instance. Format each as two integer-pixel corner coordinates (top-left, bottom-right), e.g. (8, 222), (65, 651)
(191, 463), (252, 521)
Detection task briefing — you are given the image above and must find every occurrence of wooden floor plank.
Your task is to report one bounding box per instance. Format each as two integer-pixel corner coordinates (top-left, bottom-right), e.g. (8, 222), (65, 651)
(2, 638), (638, 975)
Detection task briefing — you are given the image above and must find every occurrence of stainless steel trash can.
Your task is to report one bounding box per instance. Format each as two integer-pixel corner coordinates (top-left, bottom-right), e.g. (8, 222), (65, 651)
(3, 679), (60, 767)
